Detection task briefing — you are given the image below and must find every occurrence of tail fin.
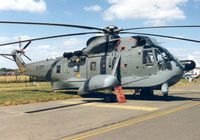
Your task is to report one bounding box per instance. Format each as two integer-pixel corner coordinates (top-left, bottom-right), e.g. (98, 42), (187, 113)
(0, 49), (26, 72)
(11, 49), (26, 72)
(0, 40), (31, 72)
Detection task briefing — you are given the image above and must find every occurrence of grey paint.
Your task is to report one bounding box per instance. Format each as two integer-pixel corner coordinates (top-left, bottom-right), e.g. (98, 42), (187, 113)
(11, 36), (187, 95)
(78, 75), (119, 95)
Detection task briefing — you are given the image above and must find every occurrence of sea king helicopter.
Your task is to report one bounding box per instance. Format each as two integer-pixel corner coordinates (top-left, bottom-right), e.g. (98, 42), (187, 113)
(0, 21), (198, 103)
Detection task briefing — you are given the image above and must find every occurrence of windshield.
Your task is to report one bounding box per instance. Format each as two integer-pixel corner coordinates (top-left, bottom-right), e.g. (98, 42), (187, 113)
(157, 46), (177, 61)
(132, 36), (177, 62)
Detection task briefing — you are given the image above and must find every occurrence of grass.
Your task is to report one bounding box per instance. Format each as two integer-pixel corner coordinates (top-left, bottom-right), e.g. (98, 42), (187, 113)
(172, 77), (200, 87)
(0, 77), (199, 107)
(0, 82), (79, 106)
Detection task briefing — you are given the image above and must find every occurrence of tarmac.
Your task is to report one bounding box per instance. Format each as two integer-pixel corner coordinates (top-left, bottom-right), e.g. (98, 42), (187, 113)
(0, 87), (200, 140)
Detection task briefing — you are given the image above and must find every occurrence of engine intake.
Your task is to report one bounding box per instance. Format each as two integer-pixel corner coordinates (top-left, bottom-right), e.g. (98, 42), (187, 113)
(63, 52), (73, 59)
(180, 60), (196, 71)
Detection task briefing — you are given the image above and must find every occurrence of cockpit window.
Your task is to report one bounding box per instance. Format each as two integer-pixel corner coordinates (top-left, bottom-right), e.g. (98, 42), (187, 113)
(156, 47), (175, 61)
(143, 49), (155, 65)
(155, 49), (163, 62)
(149, 38), (160, 46)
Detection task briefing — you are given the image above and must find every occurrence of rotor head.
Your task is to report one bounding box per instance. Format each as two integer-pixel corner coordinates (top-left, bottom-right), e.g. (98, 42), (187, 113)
(103, 25), (122, 35)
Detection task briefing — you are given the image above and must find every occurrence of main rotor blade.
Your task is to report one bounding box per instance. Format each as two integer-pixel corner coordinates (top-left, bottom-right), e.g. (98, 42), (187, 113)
(121, 32), (200, 43)
(0, 31), (101, 46)
(0, 21), (105, 31)
(122, 25), (200, 31)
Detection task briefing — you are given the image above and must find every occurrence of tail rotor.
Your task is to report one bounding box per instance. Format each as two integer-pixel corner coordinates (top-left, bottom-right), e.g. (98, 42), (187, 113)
(16, 40), (32, 61)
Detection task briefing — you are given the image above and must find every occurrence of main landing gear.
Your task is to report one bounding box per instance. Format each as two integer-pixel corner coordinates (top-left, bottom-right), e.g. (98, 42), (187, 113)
(138, 84), (169, 101)
(140, 89), (154, 97)
(104, 94), (116, 103)
(104, 86), (126, 103)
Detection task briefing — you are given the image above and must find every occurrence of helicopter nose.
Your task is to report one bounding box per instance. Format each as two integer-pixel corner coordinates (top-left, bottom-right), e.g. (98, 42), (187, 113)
(179, 60), (196, 71)
(169, 61), (184, 86)
(175, 61), (184, 75)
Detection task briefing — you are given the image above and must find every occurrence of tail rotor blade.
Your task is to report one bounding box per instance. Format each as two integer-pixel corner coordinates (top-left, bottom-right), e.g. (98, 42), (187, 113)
(23, 54), (32, 61)
(23, 41), (31, 50)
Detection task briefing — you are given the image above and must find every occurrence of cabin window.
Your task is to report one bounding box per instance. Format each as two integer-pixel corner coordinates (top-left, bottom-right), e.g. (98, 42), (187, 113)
(39, 65), (45, 70)
(56, 65), (61, 73)
(90, 62), (96, 71)
(36, 65), (45, 70)
(143, 49), (155, 65)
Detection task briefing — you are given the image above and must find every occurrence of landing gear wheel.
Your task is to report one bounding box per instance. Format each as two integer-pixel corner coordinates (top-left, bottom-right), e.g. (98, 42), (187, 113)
(163, 92), (169, 101)
(162, 83), (169, 101)
(51, 89), (57, 93)
(163, 92), (168, 97)
(80, 94), (90, 98)
(104, 94), (116, 103)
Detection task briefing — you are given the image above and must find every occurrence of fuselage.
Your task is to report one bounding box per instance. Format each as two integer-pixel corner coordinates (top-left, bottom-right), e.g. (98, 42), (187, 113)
(25, 36), (185, 91)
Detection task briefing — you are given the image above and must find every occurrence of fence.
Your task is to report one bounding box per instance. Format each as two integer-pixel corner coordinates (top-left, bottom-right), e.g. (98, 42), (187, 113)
(0, 75), (30, 83)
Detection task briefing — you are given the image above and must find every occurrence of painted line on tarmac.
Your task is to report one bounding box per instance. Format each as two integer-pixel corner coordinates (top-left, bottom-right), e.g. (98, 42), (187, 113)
(61, 101), (200, 140)
(62, 101), (159, 111)
(83, 103), (159, 111)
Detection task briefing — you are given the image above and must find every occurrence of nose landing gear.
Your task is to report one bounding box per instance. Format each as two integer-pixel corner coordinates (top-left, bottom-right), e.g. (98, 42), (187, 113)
(162, 83), (169, 100)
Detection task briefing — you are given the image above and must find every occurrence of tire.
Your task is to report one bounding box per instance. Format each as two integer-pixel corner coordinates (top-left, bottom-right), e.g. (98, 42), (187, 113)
(163, 92), (169, 101)
(80, 94), (90, 98)
(140, 89), (154, 97)
(104, 94), (116, 103)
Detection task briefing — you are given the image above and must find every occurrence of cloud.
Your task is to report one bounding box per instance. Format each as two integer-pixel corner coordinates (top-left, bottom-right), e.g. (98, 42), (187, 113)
(0, 35), (31, 45)
(37, 44), (56, 50)
(193, 0), (200, 9)
(64, 10), (72, 16)
(0, 36), (85, 67)
(29, 44), (60, 61)
(0, 0), (47, 13)
(188, 54), (200, 67)
(0, 35), (32, 51)
(167, 47), (200, 66)
(103, 0), (188, 25)
(63, 38), (84, 51)
(0, 37), (10, 43)
(26, 38), (84, 62)
(14, 35), (31, 41)
(84, 5), (102, 12)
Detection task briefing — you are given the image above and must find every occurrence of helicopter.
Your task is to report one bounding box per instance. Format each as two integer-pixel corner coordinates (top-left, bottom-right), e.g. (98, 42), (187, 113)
(0, 21), (198, 103)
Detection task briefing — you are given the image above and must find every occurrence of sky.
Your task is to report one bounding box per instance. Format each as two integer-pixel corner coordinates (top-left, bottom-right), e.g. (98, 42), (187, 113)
(0, 0), (200, 68)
